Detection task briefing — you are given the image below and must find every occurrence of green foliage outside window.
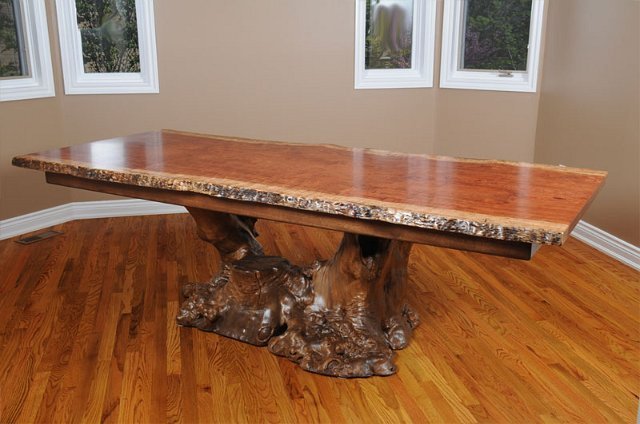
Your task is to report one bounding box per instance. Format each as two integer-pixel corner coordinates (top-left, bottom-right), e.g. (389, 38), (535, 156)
(463, 0), (532, 71)
(75, 0), (140, 73)
(0, 0), (24, 77)
(365, 0), (412, 70)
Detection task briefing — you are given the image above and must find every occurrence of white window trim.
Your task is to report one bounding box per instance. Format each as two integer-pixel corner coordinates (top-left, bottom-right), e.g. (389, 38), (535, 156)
(0, 0), (55, 102)
(355, 0), (437, 89)
(55, 0), (159, 95)
(439, 0), (545, 93)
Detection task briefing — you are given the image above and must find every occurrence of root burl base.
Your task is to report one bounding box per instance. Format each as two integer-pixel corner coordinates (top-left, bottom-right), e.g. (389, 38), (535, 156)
(177, 208), (419, 378)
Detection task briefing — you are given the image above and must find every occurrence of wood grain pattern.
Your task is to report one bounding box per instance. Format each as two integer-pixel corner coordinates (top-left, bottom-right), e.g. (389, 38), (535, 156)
(12, 130), (606, 245)
(0, 215), (637, 423)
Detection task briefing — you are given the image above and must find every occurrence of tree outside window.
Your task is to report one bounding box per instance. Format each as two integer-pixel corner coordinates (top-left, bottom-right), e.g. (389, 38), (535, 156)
(75, 0), (140, 73)
(0, 0), (27, 77)
(365, 0), (414, 70)
(462, 0), (532, 72)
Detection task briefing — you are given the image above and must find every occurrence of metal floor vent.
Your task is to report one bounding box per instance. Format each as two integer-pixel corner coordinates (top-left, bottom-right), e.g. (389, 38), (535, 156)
(16, 230), (63, 245)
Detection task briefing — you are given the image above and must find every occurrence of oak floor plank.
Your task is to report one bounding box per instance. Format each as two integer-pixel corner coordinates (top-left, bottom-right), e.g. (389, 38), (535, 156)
(1, 233), (75, 423)
(0, 214), (637, 423)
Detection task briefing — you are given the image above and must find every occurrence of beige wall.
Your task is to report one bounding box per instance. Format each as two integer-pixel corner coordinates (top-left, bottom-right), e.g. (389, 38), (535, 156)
(534, 0), (640, 246)
(1, 0), (544, 221)
(434, 89), (540, 160)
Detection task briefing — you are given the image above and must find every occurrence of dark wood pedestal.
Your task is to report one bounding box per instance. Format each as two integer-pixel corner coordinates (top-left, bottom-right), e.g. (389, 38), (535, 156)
(177, 208), (419, 377)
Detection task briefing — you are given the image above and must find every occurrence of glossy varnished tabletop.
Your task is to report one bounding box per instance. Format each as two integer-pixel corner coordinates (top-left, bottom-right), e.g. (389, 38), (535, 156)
(12, 130), (606, 253)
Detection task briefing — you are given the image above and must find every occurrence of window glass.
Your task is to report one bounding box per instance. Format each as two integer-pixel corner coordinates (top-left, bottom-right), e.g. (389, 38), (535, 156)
(75, 0), (140, 73)
(0, 0), (28, 78)
(365, 0), (414, 69)
(462, 0), (532, 72)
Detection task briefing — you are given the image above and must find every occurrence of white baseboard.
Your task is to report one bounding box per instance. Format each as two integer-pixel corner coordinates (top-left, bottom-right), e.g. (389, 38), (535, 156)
(0, 199), (187, 240)
(571, 221), (640, 272)
(1, 200), (638, 271)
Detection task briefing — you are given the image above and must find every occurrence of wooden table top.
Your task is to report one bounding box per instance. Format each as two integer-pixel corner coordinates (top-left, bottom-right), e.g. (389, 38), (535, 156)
(12, 130), (606, 246)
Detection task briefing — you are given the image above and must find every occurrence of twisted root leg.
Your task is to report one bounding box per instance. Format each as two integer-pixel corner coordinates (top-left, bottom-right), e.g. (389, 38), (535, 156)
(268, 234), (418, 377)
(177, 255), (292, 345)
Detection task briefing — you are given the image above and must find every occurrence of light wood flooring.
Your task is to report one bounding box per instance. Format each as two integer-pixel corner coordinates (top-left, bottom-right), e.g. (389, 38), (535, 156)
(0, 214), (638, 423)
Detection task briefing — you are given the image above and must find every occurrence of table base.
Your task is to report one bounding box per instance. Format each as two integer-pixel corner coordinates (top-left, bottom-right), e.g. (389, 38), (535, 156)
(177, 207), (419, 378)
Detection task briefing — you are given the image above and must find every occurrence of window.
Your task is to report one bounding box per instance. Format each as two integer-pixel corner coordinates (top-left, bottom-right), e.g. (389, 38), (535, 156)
(355, 0), (437, 89)
(0, 0), (27, 78)
(55, 0), (158, 94)
(0, 0), (55, 102)
(440, 0), (544, 92)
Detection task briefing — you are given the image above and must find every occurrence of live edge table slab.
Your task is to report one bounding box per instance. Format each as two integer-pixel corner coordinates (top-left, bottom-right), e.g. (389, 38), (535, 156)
(12, 130), (606, 378)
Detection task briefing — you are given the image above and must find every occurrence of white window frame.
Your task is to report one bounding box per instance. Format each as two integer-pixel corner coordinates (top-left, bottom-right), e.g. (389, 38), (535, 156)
(0, 0), (55, 102)
(439, 0), (545, 93)
(355, 0), (437, 89)
(55, 0), (159, 95)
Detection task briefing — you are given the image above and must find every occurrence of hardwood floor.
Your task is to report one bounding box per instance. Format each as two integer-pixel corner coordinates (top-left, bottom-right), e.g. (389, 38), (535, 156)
(0, 214), (637, 423)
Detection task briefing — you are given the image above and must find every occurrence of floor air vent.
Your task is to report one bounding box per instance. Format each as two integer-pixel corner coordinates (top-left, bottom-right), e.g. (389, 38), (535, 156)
(16, 230), (63, 245)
